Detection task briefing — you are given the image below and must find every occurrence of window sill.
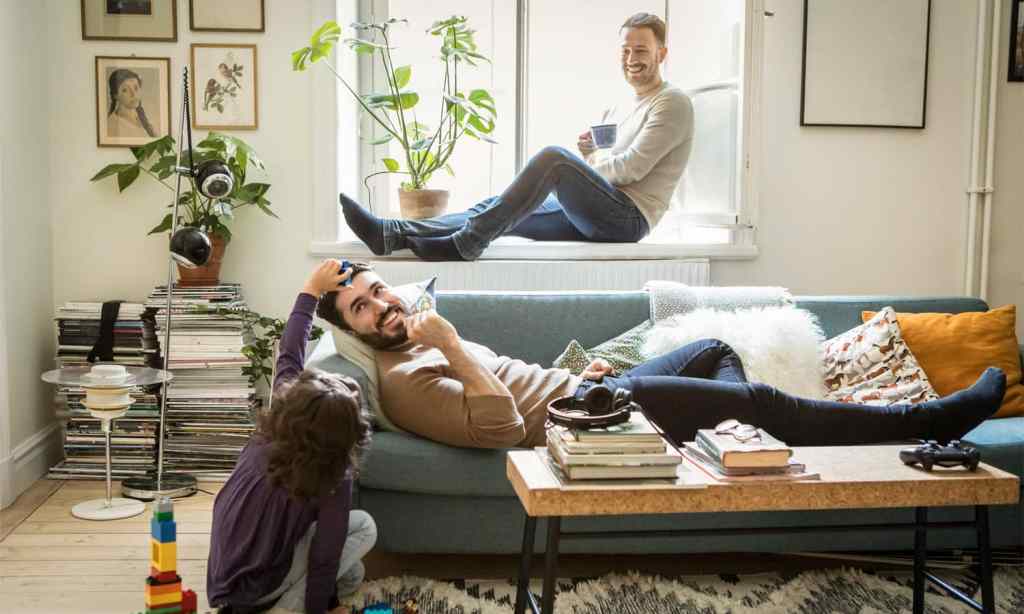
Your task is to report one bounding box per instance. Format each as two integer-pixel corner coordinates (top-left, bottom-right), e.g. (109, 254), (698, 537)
(309, 237), (758, 261)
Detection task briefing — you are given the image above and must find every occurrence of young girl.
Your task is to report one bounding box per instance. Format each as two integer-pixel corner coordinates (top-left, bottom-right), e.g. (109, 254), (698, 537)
(208, 261), (375, 614)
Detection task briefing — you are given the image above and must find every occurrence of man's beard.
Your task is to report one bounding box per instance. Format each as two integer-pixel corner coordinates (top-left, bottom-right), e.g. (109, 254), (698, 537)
(623, 63), (658, 88)
(354, 304), (408, 350)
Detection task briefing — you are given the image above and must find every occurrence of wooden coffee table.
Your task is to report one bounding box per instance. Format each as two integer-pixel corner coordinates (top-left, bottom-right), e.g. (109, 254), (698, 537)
(507, 445), (1020, 614)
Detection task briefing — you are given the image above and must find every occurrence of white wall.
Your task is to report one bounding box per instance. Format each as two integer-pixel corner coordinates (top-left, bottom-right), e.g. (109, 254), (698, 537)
(0, 0), (59, 506)
(990, 0), (1024, 341)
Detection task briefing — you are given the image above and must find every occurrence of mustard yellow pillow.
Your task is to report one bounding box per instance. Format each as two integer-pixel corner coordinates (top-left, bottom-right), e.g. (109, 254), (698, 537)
(861, 305), (1023, 418)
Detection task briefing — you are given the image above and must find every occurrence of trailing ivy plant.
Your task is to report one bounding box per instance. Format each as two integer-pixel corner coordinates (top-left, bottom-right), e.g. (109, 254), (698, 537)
(203, 307), (325, 391)
(90, 132), (276, 241)
(292, 15), (497, 192)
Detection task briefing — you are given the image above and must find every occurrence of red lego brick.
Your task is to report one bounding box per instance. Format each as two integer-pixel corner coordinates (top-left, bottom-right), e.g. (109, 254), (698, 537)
(181, 589), (197, 613)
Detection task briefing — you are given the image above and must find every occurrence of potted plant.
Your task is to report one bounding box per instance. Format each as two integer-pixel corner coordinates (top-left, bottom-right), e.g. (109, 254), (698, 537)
(91, 132), (276, 286)
(293, 16), (497, 219)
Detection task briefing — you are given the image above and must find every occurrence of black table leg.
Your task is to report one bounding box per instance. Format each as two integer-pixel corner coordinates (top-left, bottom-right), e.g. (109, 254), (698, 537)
(913, 507), (927, 614)
(540, 517), (561, 614)
(976, 505), (994, 613)
(514, 514), (538, 614)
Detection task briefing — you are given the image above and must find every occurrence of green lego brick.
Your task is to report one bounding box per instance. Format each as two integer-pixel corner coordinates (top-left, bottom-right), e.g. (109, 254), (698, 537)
(154, 510), (173, 522)
(144, 604), (182, 614)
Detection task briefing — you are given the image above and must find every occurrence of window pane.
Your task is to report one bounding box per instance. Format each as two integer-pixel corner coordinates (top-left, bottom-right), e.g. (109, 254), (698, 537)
(665, 0), (744, 217)
(370, 1), (516, 216)
(526, 1), (663, 157)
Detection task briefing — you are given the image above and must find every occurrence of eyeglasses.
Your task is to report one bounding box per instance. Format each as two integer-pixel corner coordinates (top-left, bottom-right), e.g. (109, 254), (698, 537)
(714, 419), (761, 442)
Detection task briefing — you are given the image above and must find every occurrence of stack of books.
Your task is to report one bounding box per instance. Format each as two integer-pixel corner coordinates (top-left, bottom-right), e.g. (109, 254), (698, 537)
(683, 427), (820, 482)
(545, 412), (681, 480)
(147, 283), (256, 480)
(48, 302), (161, 480)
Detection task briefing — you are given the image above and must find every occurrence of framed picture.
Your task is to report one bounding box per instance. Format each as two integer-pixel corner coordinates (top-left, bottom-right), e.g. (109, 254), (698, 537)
(81, 0), (177, 42)
(95, 56), (171, 148)
(1010, 0), (1024, 82)
(190, 0), (265, 33)
(801, 0), (931, 128)
(191, 44), (259, 130)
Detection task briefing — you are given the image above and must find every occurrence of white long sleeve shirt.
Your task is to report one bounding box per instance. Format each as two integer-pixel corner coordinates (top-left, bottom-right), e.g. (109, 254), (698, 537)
(588, 82), (694, 230)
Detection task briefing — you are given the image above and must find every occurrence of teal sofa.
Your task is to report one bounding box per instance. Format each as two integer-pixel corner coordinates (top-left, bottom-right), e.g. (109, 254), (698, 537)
(307, 292), (1024, 554)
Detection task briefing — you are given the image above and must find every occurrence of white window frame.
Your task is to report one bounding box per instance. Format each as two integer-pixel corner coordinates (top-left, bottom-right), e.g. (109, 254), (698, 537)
(310, 0), (763, 260)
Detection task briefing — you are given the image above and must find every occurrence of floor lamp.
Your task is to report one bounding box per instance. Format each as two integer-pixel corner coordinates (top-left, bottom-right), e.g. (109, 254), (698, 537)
(122, 67), (224, 501)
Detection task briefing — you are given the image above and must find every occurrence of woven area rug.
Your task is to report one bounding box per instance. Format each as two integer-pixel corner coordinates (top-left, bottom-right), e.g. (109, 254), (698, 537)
(341, 567), (1024, 613)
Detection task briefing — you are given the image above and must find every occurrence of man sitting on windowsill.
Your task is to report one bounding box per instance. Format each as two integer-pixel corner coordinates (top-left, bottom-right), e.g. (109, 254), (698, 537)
(309, 262), (1006, 450)
(339, 12), (694, 261)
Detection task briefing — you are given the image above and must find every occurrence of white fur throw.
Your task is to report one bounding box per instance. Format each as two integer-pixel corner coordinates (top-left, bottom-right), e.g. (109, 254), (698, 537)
(642, 306), (828, 399)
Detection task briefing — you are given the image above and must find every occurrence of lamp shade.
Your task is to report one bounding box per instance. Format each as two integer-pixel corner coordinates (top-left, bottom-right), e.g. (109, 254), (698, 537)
(169, 227), (211, 268)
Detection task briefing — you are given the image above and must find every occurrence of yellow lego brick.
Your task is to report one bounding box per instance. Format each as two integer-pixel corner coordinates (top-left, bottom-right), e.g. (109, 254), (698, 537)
(145, 590), (182, 607)
(150, 538), (177, 572)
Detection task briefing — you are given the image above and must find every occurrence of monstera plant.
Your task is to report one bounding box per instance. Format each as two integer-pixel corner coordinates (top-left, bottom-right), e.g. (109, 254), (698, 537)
(293, 15), (497, 218)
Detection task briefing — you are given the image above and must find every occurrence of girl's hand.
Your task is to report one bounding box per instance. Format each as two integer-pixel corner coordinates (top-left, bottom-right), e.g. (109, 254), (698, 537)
(302, 259), (351, 297)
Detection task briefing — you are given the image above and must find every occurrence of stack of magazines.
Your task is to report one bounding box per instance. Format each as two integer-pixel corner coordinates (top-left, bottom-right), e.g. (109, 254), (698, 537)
(147, 283), (256, 480)
(683, 427), (820, 482)
(48, 301), (161, 480)
(545, 412), (681, 480)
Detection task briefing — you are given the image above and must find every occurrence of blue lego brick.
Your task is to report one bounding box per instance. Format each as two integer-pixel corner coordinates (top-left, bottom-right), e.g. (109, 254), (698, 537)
(151, 518), (177, 543)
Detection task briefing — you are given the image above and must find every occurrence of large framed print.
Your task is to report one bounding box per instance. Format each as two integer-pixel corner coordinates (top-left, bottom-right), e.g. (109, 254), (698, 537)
(81, 0), (178, 42)
(95, 56), (171, 148)
(190, 0), (265, 33)
(801, 0), (931, 128)
(191, 44), (259, 130)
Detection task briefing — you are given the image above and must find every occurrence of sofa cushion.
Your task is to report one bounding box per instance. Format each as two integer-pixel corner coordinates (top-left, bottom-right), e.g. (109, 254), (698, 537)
(863, 305), (1024, 418)
(360, 431), (513, 497)
(962, 417), (1024, 478)
(552, 321), (652, 375)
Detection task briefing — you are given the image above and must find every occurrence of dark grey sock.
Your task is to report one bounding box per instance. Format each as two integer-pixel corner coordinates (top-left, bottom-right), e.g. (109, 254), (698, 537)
(928, 367), (1006, 443)
(407, 235), (468, 261)
(339, 193), (393, 255)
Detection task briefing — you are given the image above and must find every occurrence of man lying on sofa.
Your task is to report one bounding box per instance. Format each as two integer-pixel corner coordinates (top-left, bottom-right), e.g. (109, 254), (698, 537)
(313, 263), (1006, 449)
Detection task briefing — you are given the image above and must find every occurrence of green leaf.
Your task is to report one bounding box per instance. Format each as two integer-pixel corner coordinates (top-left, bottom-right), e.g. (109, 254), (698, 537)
(256, 201), (279, 219)
(291, 47), (313, 71)
(90, 163), (136, 182)
(444, 164), (455, 177)
(147, 213), (173, 235)
(363, 92), (419, 111)
(393, 65), (411, 89)
(344, 38), (390, 54)
(468, 89), (496, 115)
(117, 165), (141, 192)
(468, 114), (495, 134)
(410, 138), (431, 151)
(382, 158), (400, 172)
(368, 133), (394, 146)
(312, 20), (342, 45)
(428, 16), (467, 35)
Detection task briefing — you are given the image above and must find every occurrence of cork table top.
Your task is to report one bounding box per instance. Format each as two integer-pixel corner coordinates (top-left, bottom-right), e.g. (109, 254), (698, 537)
(506, 445), (1021, 517)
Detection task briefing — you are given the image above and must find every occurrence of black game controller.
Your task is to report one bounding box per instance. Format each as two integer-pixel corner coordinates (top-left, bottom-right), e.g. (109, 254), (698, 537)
(899, 440), (980, 471)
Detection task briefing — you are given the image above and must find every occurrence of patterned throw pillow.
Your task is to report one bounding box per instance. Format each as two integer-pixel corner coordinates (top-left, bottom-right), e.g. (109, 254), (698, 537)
(553, 321), (652, 375)
(822, 307), (939, 406)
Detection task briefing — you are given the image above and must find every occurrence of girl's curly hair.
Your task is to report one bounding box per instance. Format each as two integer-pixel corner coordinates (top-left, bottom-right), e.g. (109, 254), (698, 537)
(257, 369), (372, 500)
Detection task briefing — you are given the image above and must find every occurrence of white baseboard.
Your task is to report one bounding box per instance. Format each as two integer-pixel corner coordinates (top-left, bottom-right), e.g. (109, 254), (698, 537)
(0, 422), (61, 509)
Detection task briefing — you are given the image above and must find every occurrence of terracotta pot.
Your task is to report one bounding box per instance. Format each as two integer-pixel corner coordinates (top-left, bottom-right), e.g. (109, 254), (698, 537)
(398, 189), (449, 219)
(177, 234), (227, 287)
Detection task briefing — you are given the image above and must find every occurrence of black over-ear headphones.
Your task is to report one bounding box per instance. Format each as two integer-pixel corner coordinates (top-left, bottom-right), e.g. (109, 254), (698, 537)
(547, 384), (636, 429)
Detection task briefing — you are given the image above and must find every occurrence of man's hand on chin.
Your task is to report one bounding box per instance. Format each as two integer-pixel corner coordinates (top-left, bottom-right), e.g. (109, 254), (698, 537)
(405, 309), (459, 352)
(580, 358), (614, 381)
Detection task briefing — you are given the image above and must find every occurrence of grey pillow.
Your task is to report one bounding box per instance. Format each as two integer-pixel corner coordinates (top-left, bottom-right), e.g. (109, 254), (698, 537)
(553, 321), (652, 375)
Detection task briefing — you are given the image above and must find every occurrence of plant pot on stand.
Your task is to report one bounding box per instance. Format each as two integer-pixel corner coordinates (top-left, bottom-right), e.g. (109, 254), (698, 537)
(177, 234), (227, 286)
(398, 188), (449, 220)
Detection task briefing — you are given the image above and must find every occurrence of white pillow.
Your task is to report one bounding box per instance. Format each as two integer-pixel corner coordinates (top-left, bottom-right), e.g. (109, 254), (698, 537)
(642, 306), (827, 399)
(643, 281), (793, 323)
(328, 277), (437, 432)
(821, 307), (939, 406)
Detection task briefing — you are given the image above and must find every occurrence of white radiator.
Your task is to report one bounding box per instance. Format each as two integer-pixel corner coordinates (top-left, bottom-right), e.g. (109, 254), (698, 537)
(363, 258), (710, 291)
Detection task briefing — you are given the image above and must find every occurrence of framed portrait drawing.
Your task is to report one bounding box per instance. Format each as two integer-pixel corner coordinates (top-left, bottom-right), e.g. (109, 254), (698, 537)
(190, 0), (265, 33)
(801, 0), (931, 128)
(81, 0), (177, 42)
(1010, 0), (1024, 82)
(191, 44), (259, 130)
(95, 56), (171, 148)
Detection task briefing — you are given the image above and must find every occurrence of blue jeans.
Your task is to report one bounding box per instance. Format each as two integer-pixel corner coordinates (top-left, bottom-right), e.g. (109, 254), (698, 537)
(385, 146), (649, 259)
(591, 339), (986, 447)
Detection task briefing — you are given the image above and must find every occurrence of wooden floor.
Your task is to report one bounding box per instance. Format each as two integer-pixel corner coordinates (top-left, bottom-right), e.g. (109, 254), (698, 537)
(1, 479), (845, 614)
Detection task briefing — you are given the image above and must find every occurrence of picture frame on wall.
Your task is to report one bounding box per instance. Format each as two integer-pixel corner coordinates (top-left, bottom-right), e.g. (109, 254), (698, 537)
(190, 0), (265, 33)
(1010, 0), (1024, 82)
(191, 44), (259, 130)
(81, 0), (177, 42)
(801, 0), (931, 128)
(95, 56), (171, 148)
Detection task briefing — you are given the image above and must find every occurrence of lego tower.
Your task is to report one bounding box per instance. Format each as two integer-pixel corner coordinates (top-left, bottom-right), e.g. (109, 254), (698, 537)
(144, 497), (197, 614)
